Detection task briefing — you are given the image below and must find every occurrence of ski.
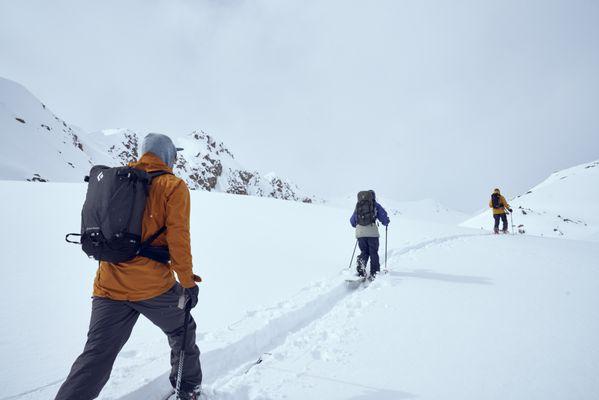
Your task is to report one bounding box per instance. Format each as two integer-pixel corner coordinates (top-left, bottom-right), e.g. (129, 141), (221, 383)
(345, 276), (374, 287)
(345, 277), (367, 283)
(162, 390), (175, 400)
(162, 387), (206, 399)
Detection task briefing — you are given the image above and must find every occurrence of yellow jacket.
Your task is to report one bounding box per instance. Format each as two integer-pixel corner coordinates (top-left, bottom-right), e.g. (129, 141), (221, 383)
(489, 193), (510, 215)
(93, 153), (196, 301)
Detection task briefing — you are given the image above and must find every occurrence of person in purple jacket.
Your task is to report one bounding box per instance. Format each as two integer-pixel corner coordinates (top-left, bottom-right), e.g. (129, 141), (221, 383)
(350, 190), (390, 278)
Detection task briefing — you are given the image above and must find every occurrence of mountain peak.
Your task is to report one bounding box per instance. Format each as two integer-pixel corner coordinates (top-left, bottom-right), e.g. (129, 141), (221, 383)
(0, 77), (314, 203)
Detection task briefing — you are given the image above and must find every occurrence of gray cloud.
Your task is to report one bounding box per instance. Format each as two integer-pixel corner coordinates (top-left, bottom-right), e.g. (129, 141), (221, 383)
(1, 0), (598, 211)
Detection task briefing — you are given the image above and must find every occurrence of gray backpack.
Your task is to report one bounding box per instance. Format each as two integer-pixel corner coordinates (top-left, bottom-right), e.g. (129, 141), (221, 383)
(66, 165), (171, 263)
(355, 190), (377, 226)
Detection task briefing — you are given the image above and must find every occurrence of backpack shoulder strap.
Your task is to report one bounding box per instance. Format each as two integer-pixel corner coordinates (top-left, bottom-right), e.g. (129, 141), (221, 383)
(148, 170), (173, 181)
(138, 170), (172, 196)
(141, 170), (173, 245)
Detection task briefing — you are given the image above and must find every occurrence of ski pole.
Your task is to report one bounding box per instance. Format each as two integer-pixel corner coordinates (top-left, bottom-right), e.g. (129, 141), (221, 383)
(175, 295), (192, 399)
(347, 240), (358, 269)
(384, 225), (388, 273)
(510, 211), (515, 235)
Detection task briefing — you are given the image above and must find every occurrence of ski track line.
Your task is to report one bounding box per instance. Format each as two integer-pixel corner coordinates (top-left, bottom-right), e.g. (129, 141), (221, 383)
(117, 281), (353, 400)
(385, 233), (485, 269)
(0, 379), (65, 400)
(197, 233), (488, 399)
(1, 233), (485, 400)
(117, 233), (485, 400)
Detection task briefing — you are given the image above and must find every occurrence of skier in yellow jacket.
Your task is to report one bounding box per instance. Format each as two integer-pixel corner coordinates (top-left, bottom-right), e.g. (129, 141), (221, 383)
(489, 188), (512, 234)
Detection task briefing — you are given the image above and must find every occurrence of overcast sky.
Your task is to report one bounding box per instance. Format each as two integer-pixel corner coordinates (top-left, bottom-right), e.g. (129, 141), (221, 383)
(1, 0), (598, 211)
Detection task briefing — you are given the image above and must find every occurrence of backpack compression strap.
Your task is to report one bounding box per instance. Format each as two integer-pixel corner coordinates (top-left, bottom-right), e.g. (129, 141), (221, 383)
(138, 227), (169, 263)
(141, 226), (167, 248)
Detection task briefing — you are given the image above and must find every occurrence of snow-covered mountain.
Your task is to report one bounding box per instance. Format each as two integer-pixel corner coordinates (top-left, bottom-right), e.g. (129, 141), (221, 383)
(461, 159), (599, 241)
(0, 77), (313, 202)
(0, 77), (112, 182)
(87, 128), (314, 202)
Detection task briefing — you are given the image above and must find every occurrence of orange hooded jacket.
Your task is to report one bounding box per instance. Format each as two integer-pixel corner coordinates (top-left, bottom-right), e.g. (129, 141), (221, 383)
(93, 153), (196, 301)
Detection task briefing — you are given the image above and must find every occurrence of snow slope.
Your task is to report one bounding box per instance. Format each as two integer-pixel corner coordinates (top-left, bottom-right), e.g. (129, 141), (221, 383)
(461, 159), (599, 241)
(0, 77), (313, 202)
(329, 194), (468, 225)
(1, 181), (598, 400)
(0, 77), (111, 182)
(212, 235), (599, 400)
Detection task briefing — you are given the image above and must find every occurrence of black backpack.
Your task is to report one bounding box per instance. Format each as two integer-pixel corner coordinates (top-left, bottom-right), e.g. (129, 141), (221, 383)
(355, 190), (377, 226)
(491, 193), (502, 209)
(66, 165), (171, 264)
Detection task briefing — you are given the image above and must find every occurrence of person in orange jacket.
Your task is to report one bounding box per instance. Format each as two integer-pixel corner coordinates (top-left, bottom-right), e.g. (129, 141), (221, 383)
(489, 188), (512, 234)
(55, 133), (202, 400)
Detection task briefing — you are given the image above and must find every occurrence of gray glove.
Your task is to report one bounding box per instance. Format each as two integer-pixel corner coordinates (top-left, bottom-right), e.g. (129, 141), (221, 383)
(186, 285), (199, 309)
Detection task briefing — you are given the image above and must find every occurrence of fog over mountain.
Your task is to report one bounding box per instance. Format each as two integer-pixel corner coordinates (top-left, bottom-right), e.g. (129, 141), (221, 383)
(1, 0), (598, 211)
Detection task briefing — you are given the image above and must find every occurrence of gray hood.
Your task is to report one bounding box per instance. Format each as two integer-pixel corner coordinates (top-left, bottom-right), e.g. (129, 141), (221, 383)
(140, 133), (180, 168)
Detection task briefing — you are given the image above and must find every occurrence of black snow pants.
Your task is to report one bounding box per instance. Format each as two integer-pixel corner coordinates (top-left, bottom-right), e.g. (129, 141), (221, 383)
(357, 237), (380, 276)
(54, 283), (202, 400)
(494, 213), (508, 232)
